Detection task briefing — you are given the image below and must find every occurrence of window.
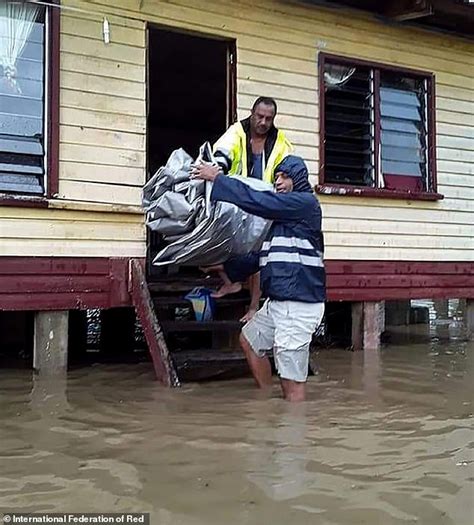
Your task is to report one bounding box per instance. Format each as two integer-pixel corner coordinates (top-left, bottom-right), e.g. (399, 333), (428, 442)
(319, 53), (439, 199)
(0, 2), (53, 197)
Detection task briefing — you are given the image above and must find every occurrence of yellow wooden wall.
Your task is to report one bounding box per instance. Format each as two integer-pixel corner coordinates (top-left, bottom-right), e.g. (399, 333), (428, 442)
(0, 0), (472, 260)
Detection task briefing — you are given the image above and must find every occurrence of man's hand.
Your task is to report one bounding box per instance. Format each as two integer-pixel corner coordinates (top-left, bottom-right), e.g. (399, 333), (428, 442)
(191, 162), (221, 182)
(240, 308), (257, 323)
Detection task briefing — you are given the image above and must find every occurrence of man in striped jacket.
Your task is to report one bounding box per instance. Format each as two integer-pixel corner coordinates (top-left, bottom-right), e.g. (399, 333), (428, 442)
(192, 155), (326, 402)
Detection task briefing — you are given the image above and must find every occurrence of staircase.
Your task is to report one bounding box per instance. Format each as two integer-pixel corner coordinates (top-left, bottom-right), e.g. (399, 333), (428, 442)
(130, 259), (252, 385)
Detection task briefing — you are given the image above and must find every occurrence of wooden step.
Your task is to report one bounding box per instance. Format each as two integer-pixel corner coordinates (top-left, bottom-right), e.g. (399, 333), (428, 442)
(161, 320), (242, 332)
(172, 348), (274, 382)
(152, 294), (250, 309)
(148, 277), (222, 293)
(172, 350), (249, 381)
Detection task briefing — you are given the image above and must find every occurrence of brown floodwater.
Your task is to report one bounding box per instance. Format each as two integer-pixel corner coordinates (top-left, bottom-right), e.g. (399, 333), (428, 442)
(0, 301), (473, 525)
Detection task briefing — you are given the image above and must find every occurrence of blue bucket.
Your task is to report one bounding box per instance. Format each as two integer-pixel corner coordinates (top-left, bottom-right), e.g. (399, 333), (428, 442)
(184, 287), (215, 322)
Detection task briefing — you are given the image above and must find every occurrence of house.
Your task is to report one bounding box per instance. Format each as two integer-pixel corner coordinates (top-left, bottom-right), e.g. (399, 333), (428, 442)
(0, 0), (473, 384)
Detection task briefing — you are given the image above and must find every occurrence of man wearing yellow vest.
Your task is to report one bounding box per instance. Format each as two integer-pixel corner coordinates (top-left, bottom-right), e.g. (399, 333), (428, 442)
(203, 98), (292, 320)
(213, 97), (293, 183)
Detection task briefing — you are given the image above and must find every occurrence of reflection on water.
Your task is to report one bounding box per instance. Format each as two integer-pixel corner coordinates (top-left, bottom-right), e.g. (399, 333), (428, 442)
(0, 300), (473, 524)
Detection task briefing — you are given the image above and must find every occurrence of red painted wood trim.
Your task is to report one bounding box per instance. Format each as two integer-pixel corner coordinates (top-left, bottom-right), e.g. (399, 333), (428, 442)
(0, 196), (49, 208)
(110, 257), (131, 306)
(0, 257), (111, 275)
(0, 257), (133, 310)
(319, 52), (436, 78)
(228, 39), (238, 125)
(373, 68), (381, 188)
(0, 275), (109, 294)
(325, 261), (474, 275)
(1, 258), (473, 310)
(318, 52), (326, 185)
(328, 288), (474, 301)
(327, 274), (474, 289)
(324, 260), (474, 301)
(315, 184), (443, 201)
(130, 259), (179, 386)
(0, 292), (112, 311)
(47, 1), (60, 198)
(428, 74), (438, 192)
(318, 52), (440, 200)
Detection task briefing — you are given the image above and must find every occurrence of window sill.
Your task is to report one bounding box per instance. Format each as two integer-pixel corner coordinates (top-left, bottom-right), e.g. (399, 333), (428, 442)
(315, 185), (444, 202)
(0, 194), (49, 208)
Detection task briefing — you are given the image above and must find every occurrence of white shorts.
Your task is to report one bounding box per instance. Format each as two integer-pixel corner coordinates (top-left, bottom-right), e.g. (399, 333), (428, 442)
(241, 299), (325, 382)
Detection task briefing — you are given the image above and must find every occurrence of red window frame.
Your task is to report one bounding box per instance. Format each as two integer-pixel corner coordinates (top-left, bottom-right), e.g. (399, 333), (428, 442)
(0, 1), (60, 208)
(317, 52), (443, 202)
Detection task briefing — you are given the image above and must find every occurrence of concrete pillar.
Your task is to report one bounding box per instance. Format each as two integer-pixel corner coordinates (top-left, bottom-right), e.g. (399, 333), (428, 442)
(363, 346), (382, 403)
(466, 299), (474, 341)
(30, 374), (69, 416)
(33, 311), (69, 376)
(352, 301), (385, 351)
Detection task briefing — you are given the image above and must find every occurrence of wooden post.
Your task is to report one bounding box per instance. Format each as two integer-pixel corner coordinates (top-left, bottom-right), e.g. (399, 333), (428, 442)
(466, 299), (474, 341)
(352, 301), (385, 351)
(129, 259), (179, 387)
(33, 311), (69, 376)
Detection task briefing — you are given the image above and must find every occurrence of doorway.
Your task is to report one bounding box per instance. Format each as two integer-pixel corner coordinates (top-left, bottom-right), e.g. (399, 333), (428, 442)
(146, 26), (236, 277)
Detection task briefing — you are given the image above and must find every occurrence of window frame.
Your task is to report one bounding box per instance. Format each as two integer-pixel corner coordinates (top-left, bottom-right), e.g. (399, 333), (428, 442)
(317, 52), (442, 201)
(0, 0), (60, 207)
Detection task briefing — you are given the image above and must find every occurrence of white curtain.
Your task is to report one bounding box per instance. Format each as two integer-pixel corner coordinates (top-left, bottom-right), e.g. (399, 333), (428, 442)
(0, 1), (40, 94)
(324, 64), (355, 90)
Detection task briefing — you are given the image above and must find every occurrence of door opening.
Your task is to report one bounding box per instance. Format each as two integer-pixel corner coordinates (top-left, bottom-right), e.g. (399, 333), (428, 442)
(146, 26), (236, 278)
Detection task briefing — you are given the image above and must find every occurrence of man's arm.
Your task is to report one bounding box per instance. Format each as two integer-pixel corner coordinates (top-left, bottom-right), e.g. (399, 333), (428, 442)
(191, 162), (318, 221)
(211, 174), (311, 221)
(213, 123), (238, 174)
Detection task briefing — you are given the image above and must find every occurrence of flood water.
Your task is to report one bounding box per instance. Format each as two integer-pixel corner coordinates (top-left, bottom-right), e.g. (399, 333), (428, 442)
(0, 301), (473, 524)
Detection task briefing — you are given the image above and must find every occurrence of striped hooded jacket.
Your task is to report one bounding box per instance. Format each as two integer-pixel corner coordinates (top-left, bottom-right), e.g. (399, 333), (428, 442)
(212, 156), (326, 303)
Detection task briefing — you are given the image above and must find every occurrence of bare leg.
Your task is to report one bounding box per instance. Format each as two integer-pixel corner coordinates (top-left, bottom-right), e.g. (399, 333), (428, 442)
(280, 378), (306, 402)
(200, 265), (242, 298)
(211, 271), (242, 298)
(239, 333), (272, 389)
(200, 264), (224, 273)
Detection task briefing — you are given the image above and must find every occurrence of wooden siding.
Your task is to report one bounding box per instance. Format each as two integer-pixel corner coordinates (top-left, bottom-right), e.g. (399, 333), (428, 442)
(0, 208), (145, 257)
(0, 3), (146, 257)
(0, 0), (472, 261)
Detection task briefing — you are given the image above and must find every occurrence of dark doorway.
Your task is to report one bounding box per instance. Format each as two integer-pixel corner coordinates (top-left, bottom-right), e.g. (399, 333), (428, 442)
(146, 27), (236, 277)
(147, 26), (236, 174)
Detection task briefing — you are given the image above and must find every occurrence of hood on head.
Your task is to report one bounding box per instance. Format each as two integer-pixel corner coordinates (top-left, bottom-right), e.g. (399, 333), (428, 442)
(275, 155), (312, 193)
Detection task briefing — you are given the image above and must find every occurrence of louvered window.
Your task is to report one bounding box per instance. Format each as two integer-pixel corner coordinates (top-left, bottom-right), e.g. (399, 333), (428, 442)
(0, 3), (46, 195)
(324, 65), (375, 186)
(380, 72), (430, 192)
(320, 54), (435, 194)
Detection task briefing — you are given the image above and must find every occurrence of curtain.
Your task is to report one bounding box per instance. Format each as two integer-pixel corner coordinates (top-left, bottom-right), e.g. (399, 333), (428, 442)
(0, 1), (40, 94)
(324, 64), (355, 90)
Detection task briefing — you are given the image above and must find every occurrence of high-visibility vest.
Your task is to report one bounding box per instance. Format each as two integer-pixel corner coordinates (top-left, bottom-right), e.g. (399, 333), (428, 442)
(213, 122), (293, 183)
